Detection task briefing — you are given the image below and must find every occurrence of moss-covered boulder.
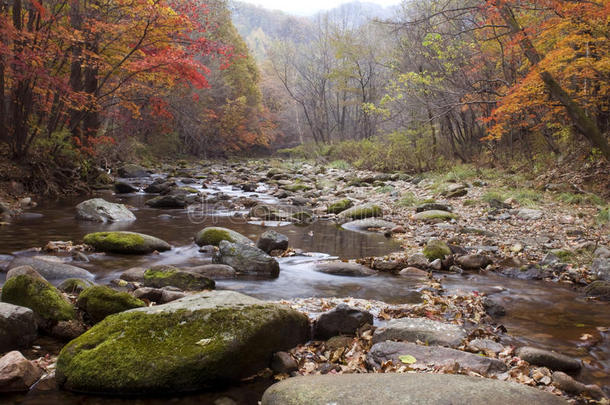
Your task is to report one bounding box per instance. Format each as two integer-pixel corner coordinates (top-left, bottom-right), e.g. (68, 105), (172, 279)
(413, 210), (458, 222)
(1, 274), (75, 322)
(77, 286), (145, 323)
(56, 291), (310, 394)
(83, 232), (171, 254)
(194, 227), (252, 247)
(327, 199), (353, 215)
(339, 204), (383, 220)
(213, 241), (280, 278)
(142, 266), (215, 291)
(423, 239), (452, 261)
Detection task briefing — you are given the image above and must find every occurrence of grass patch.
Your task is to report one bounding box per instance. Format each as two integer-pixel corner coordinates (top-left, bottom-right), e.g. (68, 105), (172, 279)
(397, 192), (434, 207)
(556, 192), (604, 206)
(328, 160), (351, 170)
(376, 185), (395, 194)
(597, 205), (610, 225)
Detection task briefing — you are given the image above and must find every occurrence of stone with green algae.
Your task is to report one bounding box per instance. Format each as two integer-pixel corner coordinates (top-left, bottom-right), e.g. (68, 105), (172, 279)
(77, 286), (145, 323)
(194, 227), (252, 247)
(83, 232), (171, 255)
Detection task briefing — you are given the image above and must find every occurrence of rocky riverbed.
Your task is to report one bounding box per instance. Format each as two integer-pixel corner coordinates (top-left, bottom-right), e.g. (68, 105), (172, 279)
(0, 160), (608, 404)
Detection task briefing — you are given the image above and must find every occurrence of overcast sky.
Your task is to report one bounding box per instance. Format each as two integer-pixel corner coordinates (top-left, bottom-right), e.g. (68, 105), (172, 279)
(240, 0), (402, 16)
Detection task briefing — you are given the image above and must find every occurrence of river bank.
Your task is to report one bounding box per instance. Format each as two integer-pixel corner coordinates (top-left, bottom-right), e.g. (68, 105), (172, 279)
(0, 159), (608, 404)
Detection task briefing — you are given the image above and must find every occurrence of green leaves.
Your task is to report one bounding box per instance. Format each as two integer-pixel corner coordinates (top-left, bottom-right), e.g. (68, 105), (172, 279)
(399, 355), (417, 364)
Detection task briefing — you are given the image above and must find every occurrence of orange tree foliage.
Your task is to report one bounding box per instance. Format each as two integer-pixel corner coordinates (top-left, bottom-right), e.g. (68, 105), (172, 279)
(481, 1), (609, 150)
(0, 0), (270, 159)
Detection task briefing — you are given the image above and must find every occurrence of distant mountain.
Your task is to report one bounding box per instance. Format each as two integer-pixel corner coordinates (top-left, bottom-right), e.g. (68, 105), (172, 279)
(230, 1), (397, 59)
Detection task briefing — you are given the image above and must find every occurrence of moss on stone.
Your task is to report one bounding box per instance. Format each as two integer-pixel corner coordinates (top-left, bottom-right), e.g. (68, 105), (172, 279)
(77, 286), (145, 323)
(413, 210), (458, 222)
(195, 227), (250, 247)
(178, 187), (199, 194)
(56, 303), (309, 394)
(143, 266), (215, 291)
(342, 205), (383, 220)
(83, 231), (170, 254)
(423, 239), (452, 261)
(58, 278), (95, 295)
(327, 199), (353, 215)
(1, 274), (76, 321)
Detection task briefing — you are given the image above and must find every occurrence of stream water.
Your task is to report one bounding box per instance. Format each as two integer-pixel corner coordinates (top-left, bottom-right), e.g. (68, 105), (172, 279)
(0, 179), (608, 403)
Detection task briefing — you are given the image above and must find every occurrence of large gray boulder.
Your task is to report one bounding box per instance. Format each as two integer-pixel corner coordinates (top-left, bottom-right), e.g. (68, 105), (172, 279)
(0, 303), (37, 352)
(75, 198), (136, 223)
(314, 304), (373, 339)
(8, 258), (94, 282)
(117, 164), (149, 178)
(368, 341), (507, 376)
(261, 374), (568, 405)
(56, 291), (310, 394)
(373, 318), (466, 347)
(257, 230), (289, 253)
(213, 241), (280, 278)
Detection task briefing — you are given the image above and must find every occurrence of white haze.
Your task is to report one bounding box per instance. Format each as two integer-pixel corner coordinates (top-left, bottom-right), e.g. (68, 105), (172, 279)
(239, 0), (402, 16)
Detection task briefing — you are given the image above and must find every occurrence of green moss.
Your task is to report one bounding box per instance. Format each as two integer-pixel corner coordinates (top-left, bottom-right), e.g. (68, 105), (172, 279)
(2, 275), (75, 321)
(342, 205), (383, 220)
(56, 305), (309, 394)
(77, 286), (145, 323)
(143, 266), (215, 291)
(83, 231), (170, 254)
(423, 239), (452, 261)
(283, 183), (311, 192)
(597, 205), (610, 225)
(195, 227), (250, 247)
(413, 210), (458, 222)
(550, 249), (574, 262)
(58, 278), (95, 295)
(463, 199), (477, 207)
(328, 199), (353, 214)
(178, 187), (199, 194)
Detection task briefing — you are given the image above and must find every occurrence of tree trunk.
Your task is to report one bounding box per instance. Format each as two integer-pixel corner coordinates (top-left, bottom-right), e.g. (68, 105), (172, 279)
(497, 4), (610, 160)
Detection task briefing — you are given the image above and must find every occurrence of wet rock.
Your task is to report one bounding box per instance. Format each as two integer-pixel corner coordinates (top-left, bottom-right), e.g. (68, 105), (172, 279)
(56, 291), (310, 395)
(261, 373), (567, 405)
(133, 287), (163, 303)
(368, 341), (507, 375)
(84, 231), (171, 254)
(58, 278), (95, 295)
(399, 267), (429, 278)
(30, 372), (58, 392)
(0, 303), (37, 352)
(0, 351), (44, 393)
(144, 180), (174, 194)
(445, 188), (468, 198)
(516, 209), (543, 220)
(341, 218), (396, 232)
(117, 164), (149, 178)
(584, 281), (610, 301)
(413, 210), (458, 222)
(456, 254), (492, 270)
(314, 262), (376, 277)
(76, 198), (136, 223)
(120, 267), (146, 282)
(271, 352), (298, 374)
(213, 241), (280, 278)
(551, 371), (605, 400)
(468, 339), (504, 354)
(1, 272), (76, 324)
(516, 346), (581, 372)
(195, 227), (252, 247)
(8, 258), (94, 282)
(314, 304), (373, 339)
(77, 286), (146, 323)
(187, 264), (236, 279)
(407, 253), (429, 269)
(372, 317), (466, 347)
(423, 239), (452, 261)
(50, 320), (87, 341)
(145, 194), (187, 208)
(499, 265), (552, 280)
(257, 230), (289, 254)
(430, 259), (442, 270)
(371, 259), (405, 273)
(482, 297), (506, 317)
(338, 204), (382, 220)
(114, 181), (138, 194)
(415, 203), (452, 213)
(327, 199), (353, 214)
(142, 265), (215, 291)
(591, 248), (609, 281)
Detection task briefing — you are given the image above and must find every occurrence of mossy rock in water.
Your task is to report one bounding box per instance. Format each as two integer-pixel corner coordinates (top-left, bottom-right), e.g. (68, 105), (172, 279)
(58, 278), (96, 295)
(283, 183), (311, 192)
(413, 210), (458, 222)
(423, 239), (452, 261)
(339, 204), (383, 220)
(142, 265), (215, 291)
(214, 241), (280, 278)
(56, 291), (310, 395)
(584, 281), (610, 301)
(327, 199), (353, 215)
(1, 274), (75, 322)
(83, 232), (171, 254)
(77, 286), (145, 323)
(194, 227), (251, 247)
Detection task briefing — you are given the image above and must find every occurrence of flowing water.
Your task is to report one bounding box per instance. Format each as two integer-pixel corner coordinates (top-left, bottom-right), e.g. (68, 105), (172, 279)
(0, 180), (608, 403)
